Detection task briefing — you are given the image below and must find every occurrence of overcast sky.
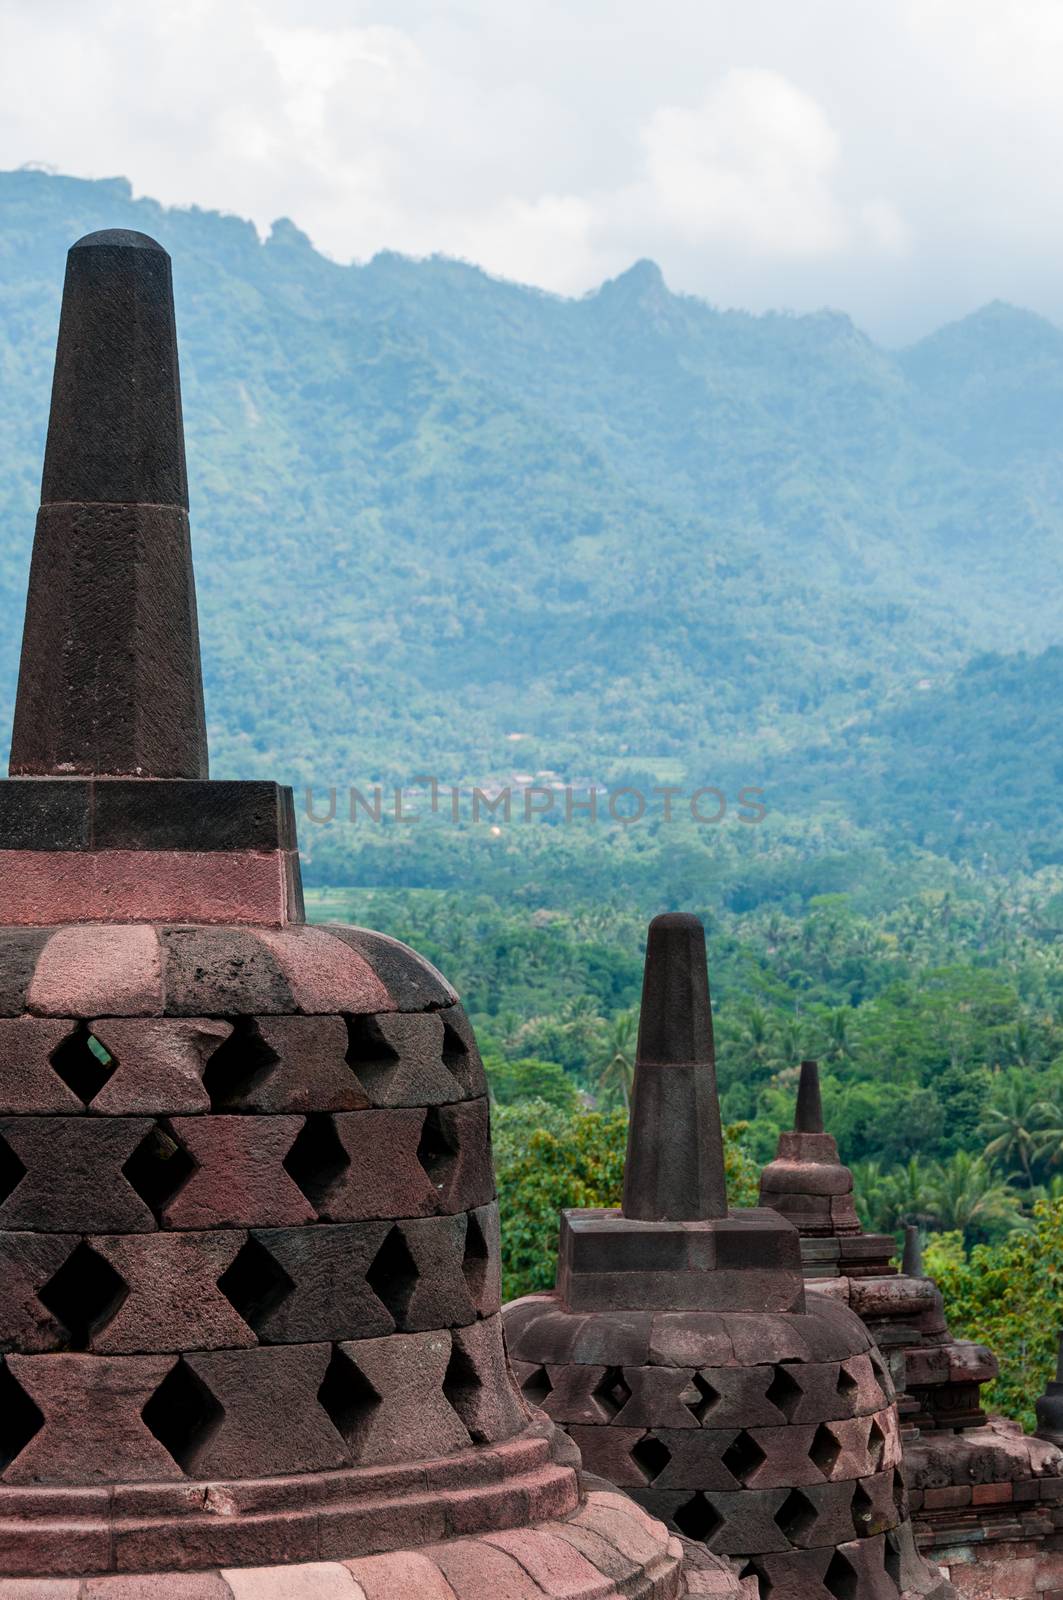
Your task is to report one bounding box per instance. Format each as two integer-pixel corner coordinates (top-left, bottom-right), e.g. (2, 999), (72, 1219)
(3, 0), (1063, 341)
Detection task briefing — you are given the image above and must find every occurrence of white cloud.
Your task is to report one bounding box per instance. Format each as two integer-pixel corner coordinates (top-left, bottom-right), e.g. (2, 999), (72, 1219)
(640, 70), (849, 257)
(1, 0), (1063, 338)
(452, 194), (598, 295)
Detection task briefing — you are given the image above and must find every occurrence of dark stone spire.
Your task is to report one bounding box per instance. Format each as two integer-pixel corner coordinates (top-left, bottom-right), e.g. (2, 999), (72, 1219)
(9, 229), (208, 779)
(622, 912), (727, 1221)
(794, 1057), (824, 1133)
(903, 1223), (925, 1278)
(1036, 1331), (1063, 1444)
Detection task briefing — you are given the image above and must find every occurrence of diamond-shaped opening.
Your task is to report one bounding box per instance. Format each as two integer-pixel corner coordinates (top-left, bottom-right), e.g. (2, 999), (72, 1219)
(122, 1123), (195, 1219)
(868, 1417), (886, 1472)
(0, 1360), (43, 1469)
(809, 1421), (841, 1478)
(38, 1240), (128, 1350)
(442, 1019), (476, 1092)
(344, 1015), (400, 1096)
(443, 1336), (484, 1441)
(50, 1025), (114, 1105)
(318, 1346), (381, 1453)
(630, 1432), (671, 1484)
(462, 1209), (490, 1306)
(823, 1550), (859, 1600)
(868, 1349), (892, 1398)
(216, 1236), (294, 1332)
(202, 1019), (278, 1109)
(0, 1133), (26, 1205)
(520, 1365), (552, 1407)
(142, 1359), (223, 1474)
(883, 1530), (903, 1590)
(593, 1365), (632, 1420)
(774, 1486), (817, 1546)
(851, 1479), (874, 1539)
(673, 1491), (722, 1544)
(738, 1563), (772, 1599)
(365, 1225), (419, 1324)
(722, 1428), (767, 1486)
(283, 1113), (349, 1208)
(681, 1369), (719, 1423)
(417, 1107), (456, 1192)
(891, 1467), (907, 1518)
(766, 1363), (803, 1421)
(836, 1363), (859, 1403)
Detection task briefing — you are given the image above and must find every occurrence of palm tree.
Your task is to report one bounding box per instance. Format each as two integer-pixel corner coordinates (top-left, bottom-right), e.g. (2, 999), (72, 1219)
(980, 1071), (1060, 1187)
(560, 994), (605, 1070)
(593, 1011), (637, 1110)
(927, 1151), (1022, 1241)
(819, 1007), (858, 1067)
(851, 1160), (887, 1232)
(770, 1017), (806, 1075)
(735, 1004), (776, 1076)
(862, 1157), (938, 1234)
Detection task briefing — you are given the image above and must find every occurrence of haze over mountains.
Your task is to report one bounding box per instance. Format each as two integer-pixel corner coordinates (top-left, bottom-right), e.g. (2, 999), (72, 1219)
(0, 169), (1060, 871)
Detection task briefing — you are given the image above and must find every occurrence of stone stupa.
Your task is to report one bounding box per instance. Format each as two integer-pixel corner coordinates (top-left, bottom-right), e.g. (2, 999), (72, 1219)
(504, 914), (952, 1599)
(0, 229), (727, 1598)
(760, 1061), (1063, 1595)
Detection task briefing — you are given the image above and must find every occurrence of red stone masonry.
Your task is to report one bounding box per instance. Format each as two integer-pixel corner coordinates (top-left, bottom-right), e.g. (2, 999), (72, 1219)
(504, 917), (953, 1600)
(0, 229), (738, 1596)
(759, 1062), (1063, 1593)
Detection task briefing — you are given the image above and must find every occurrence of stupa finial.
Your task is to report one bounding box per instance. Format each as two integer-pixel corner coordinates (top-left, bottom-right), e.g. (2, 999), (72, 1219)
(1036, 1330), (1063, 1446)
(9, 228), (207, 779)
(622, 911), (727, 1221)
(794, 1057), (824, 1133)
(903, 1223), (925, 1278)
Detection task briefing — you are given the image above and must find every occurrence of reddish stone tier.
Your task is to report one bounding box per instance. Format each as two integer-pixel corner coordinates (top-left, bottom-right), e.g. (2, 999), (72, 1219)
(758, 1062), (997, 1431)
(759, 1062), (1063, 1583)
(505, 916), (953, 1600)
(0, 922), (705, 1596)
(0, 229), (723, 1598)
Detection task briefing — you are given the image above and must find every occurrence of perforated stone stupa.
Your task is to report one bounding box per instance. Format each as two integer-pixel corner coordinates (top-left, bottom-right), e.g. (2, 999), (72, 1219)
(760, 1061), (1063, 1597)
(0, 230), (727, 1598)
(504, 914), (952, 1599)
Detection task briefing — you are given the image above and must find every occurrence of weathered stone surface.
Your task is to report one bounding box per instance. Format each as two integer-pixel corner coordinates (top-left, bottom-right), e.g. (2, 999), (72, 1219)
(90, 779), (297, 853)
(159, 1116), (314, 1229)
(0, 1232), (77, 1351)
(0, 1017), (83, 1112)
(254, 927), (392, 1015)
(320, 925), (457, 1011)
(28, 925), (163, 1016)
(159, 929), (294, 1015)
(346, 1012), (461, 1107)
(90, 1018), (231, 1113)
(446, 1318), (529, 1445)
(0, 226), (689, 1600)
(179, 1345), (348, 1477)
(333, 1330), (471, 1464)
(0, 930), (51, 1016)
(205, 1015), (365, 1113)
(506, 914), (951, 1597)
(9, 230), (204, 781)
(4, 1352), (176, 1483)
(89, 1232), (254, 1353)
(11, 498), (205, 782)
(623, 913), (726, 1223)
(0, 849), (302, 928)
(0, 1116), (156, 1232)
(246, 1223), (394, 1342)
(300, 1109), (439, 1222)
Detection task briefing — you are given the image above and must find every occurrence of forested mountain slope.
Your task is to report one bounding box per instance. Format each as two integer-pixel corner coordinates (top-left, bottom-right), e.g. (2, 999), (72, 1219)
(1, 169), (1062, 864)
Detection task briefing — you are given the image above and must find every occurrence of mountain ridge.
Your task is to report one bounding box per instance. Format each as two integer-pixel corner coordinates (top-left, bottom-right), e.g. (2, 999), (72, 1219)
(1, 168), (1062, 872)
